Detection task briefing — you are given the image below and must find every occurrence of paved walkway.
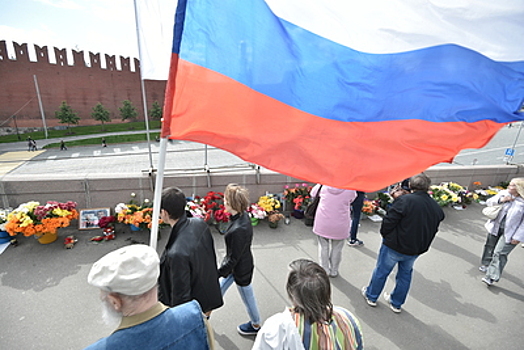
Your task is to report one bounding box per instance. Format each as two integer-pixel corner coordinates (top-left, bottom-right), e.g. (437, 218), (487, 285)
(1, 202), (523, 350)
(1, 127), (523, 349)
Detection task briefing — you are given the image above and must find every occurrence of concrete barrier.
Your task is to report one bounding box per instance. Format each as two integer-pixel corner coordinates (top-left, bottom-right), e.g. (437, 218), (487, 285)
(1, 164), (522, 209)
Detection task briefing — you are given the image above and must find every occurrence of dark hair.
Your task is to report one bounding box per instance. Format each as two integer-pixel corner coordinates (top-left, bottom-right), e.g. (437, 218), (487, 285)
(161, 187), (187, 220)
(409, 173), (431, 192)
(286, 259), (332, 323)
(224, 183), (250, 213)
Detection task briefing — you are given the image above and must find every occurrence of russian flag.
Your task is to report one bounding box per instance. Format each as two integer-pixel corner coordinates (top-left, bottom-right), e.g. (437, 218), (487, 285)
(162, 0), (524, 192)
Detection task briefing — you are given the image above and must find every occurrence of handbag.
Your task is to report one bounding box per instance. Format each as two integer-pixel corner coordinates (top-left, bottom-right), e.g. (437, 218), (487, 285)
(304, 185), (322, 226)
(482, 205), (503, 220)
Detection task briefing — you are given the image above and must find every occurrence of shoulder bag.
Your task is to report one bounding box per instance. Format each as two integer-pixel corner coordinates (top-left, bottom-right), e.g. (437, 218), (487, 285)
(482, 204), (503, 220)
(304, 185), (322, 226)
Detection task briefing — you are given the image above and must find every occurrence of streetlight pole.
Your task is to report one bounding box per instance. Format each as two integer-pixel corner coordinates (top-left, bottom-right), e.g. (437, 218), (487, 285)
(33, 75), (48, 139)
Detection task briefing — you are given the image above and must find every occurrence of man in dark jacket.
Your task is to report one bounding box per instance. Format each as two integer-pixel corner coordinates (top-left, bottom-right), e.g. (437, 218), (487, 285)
(362, 174), (445, 313)
(158, 187), (223, 315)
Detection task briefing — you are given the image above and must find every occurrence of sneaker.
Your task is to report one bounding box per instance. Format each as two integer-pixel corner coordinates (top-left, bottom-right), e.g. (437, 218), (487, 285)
(384, 292), (401, 313)
(329, 272), (339, 278)
(481, 277), (494, 286)
(348, 239), (364, 247)
(361, 286), (377, 307)
(478, 265), (488, 273)
(237, 322), (260, 336)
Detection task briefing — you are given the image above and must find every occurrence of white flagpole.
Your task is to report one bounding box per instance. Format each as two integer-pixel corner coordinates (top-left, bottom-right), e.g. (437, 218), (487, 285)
(149, 138), (168, 250)
(133, 0), (154, 170)
(133, 0), (176, 249)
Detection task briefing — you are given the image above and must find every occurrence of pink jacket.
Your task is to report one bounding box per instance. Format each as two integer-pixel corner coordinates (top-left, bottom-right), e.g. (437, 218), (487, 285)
(311, 185), (357, 240)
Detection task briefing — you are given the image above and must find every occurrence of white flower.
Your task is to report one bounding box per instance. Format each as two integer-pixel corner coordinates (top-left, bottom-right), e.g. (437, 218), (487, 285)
(114, 203), (128, 214)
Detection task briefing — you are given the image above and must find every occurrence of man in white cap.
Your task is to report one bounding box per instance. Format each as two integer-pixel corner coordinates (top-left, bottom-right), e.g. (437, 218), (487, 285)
(84, 244), (214, 350)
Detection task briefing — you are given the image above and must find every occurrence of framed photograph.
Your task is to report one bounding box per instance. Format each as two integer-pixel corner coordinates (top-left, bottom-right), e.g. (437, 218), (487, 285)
(79, 208), (110, 230)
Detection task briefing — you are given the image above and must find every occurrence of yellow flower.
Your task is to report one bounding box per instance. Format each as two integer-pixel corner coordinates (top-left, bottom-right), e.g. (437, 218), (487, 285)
(441, 194), (449, 201)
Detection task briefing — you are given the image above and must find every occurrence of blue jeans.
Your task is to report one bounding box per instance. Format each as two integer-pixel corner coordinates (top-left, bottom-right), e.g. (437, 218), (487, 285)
(350, 191), (365, 241)
(365, 244), (418, 308)
(485, 238), (517, 282)
(220, 274), (261, 325)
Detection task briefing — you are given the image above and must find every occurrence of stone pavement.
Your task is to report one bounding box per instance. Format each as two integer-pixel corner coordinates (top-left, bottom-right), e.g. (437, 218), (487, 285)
(1, 202), (523, 350)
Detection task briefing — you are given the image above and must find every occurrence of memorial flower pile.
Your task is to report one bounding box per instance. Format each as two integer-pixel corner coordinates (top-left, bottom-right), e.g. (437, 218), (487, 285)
(247, 203), (267, 220)
(257, 194), (282, 213)
(0, 209), (9, 231)
(283, 183), (312, 211)
(362, 199), (378, 216)
(186, 198), (206, 219)
(115, 195), (159, 229)
(5, 201), (78, 236)
(202, 191), (230, 223)
(472, 181), (503, 203)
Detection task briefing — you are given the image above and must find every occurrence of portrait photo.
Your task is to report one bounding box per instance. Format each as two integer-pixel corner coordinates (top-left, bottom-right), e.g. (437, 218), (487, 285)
(79, 208), (110, 230)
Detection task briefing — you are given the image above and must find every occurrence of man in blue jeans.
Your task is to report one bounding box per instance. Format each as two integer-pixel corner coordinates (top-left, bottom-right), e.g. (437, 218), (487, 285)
(362, 174), (444, 313)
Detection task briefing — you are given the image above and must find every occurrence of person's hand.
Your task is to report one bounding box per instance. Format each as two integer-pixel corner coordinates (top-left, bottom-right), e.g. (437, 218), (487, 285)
(500, 195), (514, 203)
(510, 239), (520, 245)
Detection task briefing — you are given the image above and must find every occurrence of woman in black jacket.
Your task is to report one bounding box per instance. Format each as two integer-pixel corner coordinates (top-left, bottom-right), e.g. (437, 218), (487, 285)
(219, 183), (262, 336)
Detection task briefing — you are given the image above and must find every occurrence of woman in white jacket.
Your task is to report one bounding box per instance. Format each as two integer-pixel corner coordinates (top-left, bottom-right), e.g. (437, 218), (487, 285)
(480, 178), (524, 286)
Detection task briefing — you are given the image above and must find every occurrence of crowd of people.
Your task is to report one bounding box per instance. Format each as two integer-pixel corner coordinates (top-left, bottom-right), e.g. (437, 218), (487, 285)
(82, 174), (523, 350)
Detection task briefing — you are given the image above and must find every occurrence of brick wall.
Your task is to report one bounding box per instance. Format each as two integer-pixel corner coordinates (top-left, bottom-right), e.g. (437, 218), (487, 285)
(0, 41), (166, 128)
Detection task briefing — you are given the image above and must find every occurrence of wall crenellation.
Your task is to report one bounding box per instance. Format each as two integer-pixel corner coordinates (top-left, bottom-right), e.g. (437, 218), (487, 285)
(2, 40), (137, 71)
(0, 40), (165, 129)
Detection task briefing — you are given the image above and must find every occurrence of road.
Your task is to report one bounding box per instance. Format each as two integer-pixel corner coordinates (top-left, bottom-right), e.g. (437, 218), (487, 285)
(1, 124), (523, 178)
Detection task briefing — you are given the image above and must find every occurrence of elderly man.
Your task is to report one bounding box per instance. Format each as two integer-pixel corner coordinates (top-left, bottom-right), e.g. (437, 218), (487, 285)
(158, 187), (223, 315)
(84, 244), (214, 350)
(362, 174), (445, 313)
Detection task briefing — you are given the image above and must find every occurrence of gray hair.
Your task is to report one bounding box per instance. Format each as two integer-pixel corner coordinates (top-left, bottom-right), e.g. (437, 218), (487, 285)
(286, 259), (332, 323)
(409, 173), (432, 192)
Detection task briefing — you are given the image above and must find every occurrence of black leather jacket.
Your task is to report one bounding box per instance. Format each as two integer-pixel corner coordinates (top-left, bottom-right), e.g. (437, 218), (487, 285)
(218, 212), (254, 286)
(158, 215), (223, 313)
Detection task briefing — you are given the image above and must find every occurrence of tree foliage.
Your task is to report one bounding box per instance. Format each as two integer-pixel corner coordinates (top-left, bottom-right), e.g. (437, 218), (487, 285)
(119, 100), (138, 121)
(55, 101), (80, 131)
(91, 102), (111, 128)
(149, 101), (162, 120)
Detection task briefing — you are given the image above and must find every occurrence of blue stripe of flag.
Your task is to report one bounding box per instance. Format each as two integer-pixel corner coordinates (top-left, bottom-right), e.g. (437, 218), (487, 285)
(175, 0), (524, 123)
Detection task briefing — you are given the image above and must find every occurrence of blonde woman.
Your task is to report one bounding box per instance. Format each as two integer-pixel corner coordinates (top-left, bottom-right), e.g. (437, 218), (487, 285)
(481, 178), (524, 286)
(219, 184), (262, 335)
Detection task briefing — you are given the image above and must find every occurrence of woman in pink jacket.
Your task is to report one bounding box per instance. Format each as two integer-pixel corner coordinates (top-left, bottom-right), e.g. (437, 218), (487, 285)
(311, 184), (357, 277)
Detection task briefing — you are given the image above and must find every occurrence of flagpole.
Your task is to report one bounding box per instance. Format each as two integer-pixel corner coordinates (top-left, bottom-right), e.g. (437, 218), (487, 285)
(133, 0), (154, 170)
(149, 137), (168, 250)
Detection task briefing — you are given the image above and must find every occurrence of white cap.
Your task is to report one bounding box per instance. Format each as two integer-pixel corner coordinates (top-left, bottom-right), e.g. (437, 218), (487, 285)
(88, 244), (160, 296)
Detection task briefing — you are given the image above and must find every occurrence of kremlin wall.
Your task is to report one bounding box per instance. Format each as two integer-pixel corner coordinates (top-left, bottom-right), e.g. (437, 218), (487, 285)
(0, 40), (166, 130)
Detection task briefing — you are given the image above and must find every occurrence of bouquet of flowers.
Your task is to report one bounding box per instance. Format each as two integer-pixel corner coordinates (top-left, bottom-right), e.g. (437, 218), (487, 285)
(362, 199), (378, 216)
(247, 203), (267, 220)
(257, 194), (282, 213)
(429, 184), (460, 207)
(186, 198), (206, 219)
(115, 195), (159, 229)
(0, 209), (9, 232)
(472, 181), (502, 203)
(5, 201), (78, 237)
(283, 183), (312, 211)
(375, 192), (393, 211)
(202, 191), (230, 223)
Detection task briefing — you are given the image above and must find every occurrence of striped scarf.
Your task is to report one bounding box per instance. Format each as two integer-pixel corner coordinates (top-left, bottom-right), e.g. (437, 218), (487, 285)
(291, 306), (364, 350)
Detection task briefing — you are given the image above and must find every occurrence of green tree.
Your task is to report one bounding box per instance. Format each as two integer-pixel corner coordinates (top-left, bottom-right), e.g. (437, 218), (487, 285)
(55, 101), (80, 132)
(149, 101), (162, 120)
(91, 102), (111, 129)
(119, 100), (138, 121)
